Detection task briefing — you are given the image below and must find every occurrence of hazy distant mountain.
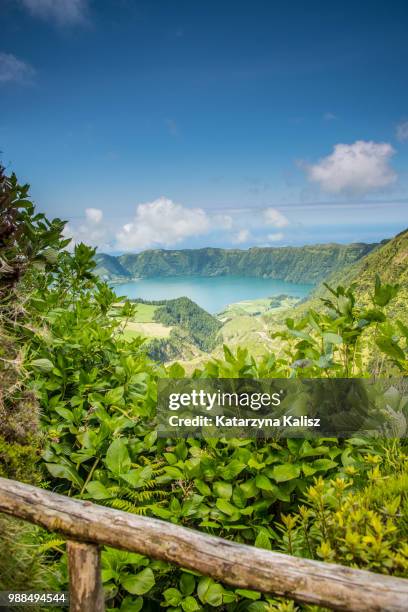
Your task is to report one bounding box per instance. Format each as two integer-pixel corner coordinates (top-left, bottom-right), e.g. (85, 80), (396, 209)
(94, 253), (131, 280)
(95, 242), (379, 285)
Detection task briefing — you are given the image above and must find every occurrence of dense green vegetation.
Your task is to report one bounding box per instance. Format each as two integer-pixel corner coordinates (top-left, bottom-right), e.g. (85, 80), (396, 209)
(124, 297), (222, 363)
(95, 253), (132, 280)
(312, 228), (408, 314)
(1, 170), (408, 611)
(95, 242), (378, 284)
(152, 297), (222, 351)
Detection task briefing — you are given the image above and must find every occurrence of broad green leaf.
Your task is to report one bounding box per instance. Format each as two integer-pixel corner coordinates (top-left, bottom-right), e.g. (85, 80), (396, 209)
(216, 498), (237, 517)
(197, 577), (212, 604)
(312, 458), (338, 471)
(105, 386), (125, 405)
(181, 494), (203, 517)
(235, 589), (261, 600)
(121, 568), (155, 595)
(271, 463), (300, 482)
(119, 597), (143, 612)
(46, 462), (83, 488)
(54, 406), (74, 421)
(213, 481), (232, 499)
(105, 438), (131, 475)
(194, 479), (212, 496)
(300, 441), (329, 457)
(254, 530), (271, 550)
(232, 485), (246, 508)
(164, 466), (184, 479)
(247, 457), (265, 470)
(240, 479), (258, 498)
(222, 460), (246, 480)
(255, 474), (274, 491)
(163, 587), (182, 606)
(302, 463), (317, 477)
(167, 362), (185, 378)
(286, 438), (302, 455)
(86, 481), (111, 499)
(180, 573), (195, 596)
(182, 596), (200, 611)
(144, 431), (157, 448)
(31, 358), (54, 372)
(197, 578), (224, 606)
(121, 466), (152, 488)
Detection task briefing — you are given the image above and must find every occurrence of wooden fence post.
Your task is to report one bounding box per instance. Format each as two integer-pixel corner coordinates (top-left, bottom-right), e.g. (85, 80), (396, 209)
(67, 541), (105, 612)
(1, 478), (408, 611)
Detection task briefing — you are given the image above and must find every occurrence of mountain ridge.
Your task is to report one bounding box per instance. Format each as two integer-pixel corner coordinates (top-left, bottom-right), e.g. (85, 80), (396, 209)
(285, 228), (407, 325)
(311, 228), (408, 309)
(95, 241), (379, 285)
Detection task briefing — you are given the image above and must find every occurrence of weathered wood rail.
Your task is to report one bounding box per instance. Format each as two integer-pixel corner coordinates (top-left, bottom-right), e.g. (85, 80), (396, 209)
(0, 477), (407, 612)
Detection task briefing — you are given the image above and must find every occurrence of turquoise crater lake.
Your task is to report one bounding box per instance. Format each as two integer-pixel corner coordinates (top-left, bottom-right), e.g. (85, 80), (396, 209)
(114, 276), (313, 314)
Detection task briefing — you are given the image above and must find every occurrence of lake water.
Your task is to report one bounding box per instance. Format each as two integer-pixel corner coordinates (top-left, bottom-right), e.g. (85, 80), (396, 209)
(115, 276), (313, 314)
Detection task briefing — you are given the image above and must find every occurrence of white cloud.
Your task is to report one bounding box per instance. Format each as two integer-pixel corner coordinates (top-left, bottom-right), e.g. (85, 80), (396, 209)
(263, 208), (289, 228)
(85, 207), (103, 224)
(306, 140), (396, 194)
(0, 52), (35, 84)
(63, 208), (108, 249)
(267, 232), (284, 242)
(232, 229), (251, 244)
(396, 121), (408, 142)
(323, 112), (337, 121)
(116, 197), (210, 251)
(19, 0), (88, 25)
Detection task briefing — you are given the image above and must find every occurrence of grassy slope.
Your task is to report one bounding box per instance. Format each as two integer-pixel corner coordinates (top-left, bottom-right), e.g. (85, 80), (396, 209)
(132, 303), (157, 322)
(218, 296), (300, 319)
(305, 228), (408, 316)
(117, 303), (175, 339)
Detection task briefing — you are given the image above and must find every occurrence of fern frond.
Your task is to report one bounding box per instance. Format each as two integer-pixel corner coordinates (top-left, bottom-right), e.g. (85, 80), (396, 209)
(101, 498), (140, 513)
(100, 497), (167, 516)
(38, 538), (66, 553)
(125, 489), (170, 502)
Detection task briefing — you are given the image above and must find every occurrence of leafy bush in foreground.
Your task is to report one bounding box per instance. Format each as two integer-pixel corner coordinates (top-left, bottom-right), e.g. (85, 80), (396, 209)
(1, 172), (407, 611)
(27, 250), (407, 610)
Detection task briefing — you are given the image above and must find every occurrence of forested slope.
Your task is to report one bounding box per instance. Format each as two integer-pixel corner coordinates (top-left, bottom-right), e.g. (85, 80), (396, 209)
(94, 253), (131, 280)
(96, 242), (378, 284)
(309, 228), (408, 316)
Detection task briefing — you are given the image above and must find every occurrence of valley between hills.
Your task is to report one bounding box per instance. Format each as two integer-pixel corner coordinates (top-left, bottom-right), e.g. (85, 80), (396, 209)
(102, 229), (408, 369)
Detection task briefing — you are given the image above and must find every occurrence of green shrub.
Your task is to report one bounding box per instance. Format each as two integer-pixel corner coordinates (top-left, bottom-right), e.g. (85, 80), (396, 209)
(1, 171), (408, 610)
(0, 436), (41, 483)
(277, 446), (408, 576)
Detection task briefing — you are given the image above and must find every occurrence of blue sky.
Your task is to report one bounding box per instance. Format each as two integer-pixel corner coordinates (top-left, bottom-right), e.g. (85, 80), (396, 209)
(1, 0), (408, 252)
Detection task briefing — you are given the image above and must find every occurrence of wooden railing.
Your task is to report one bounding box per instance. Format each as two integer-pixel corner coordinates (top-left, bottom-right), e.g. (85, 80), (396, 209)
(0, 477), (407, 612)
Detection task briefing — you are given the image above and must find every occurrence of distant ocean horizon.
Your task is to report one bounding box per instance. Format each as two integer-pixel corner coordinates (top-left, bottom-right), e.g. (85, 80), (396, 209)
(114, 275), (313, 314)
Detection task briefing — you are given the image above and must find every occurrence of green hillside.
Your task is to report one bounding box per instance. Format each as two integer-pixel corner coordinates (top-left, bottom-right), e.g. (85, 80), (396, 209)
(111, 230), (407, 364)
(124, 297), (223, 362)
(94, 253), (131, 280)
(311, 229), (408, 315)
(95, 242), (378, 284)
(152, 296), (222, 350)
